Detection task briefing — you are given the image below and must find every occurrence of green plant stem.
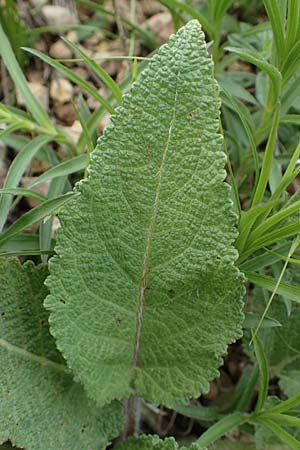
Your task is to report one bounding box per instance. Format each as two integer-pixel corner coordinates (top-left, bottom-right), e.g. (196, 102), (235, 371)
(196, 412), (249, 446)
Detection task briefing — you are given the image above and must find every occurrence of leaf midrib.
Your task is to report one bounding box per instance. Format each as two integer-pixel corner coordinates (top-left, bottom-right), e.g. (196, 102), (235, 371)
(132, 71), (180, 372)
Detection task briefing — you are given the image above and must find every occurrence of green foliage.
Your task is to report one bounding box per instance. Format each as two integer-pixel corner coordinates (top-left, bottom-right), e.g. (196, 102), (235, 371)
(1, 0), (300, 447)
(0, 0), (30, 67)
(46, 20), (244, 407)
(0, 258), (123, 450)
(115, 435), (206, 450)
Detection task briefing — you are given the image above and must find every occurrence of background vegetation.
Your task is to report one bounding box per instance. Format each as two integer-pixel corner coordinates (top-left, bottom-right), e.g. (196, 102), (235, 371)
(0, 0), (300, 449)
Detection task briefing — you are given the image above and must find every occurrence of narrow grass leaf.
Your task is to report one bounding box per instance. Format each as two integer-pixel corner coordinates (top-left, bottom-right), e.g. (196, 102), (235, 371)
(253, 334), (269, 411)
(62, 37), (122, 105)
(225, 47), (282, 103)
(0, 135), (53, 232)
(262, 413), (300, 427)
(0, 193), (75, 247)
(245, 271), (300, 303)
(248, 201), (300, 243)
(286, 0), (300, 51)
(252, 107), (280, 206)
(158, 0), (214, 38)
(0, 25), (55, 133)
(281, 40), (300, 86)
(0, 188), (47, 202)
(173, 404), (223, 421)
(22, 47), (115, 114)
(263, 0), (286, 62)
(73, 0), (158, 49)
(254, 417), (300, 450)
(267, 393), (300, 414)
(29, 155), (87, 188)
(196, 413), (248, 447)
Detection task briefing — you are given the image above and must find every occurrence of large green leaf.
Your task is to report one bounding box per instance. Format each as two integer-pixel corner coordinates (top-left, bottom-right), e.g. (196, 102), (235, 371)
(0, 259), (123, 450)
(46, 20), (245, 406)
(115, 435), (206, 450)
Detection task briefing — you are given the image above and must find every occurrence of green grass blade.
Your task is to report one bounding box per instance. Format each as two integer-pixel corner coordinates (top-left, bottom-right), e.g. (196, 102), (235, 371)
(286, 0), (300, 51)
(0, 193), (75, 247)
(262, 413), (300, 427)
(196, 413), (248, 447)
(39, 177), (66, 263)
(253, 334), (269, 411)
(246, 221), (300, 254)
(220, 88), (259, 191)
(248, 201), (300, 242)
(254, 417), (300, 450)
(225, 47), (282, 103)
(267, 393), (300, 414)
(0, 135), (53, 232)
(280, 114), (300, 125)
(0, 25), (55, 133)
(62, 37), (122, 105)
(0, 123), (23, 139)
(240, 243), (292, 271)
(173, 404), (223, 421)
(0, 249), (54, 257)
(252, 107), (280, 206)
(281, 39), (300, 85)
(214, 0), (233, 25)
(236, 201), (281, 255)
(245, 271), (300, 303)
(0, 188), (47, 202)
(73, 0), (158, 49)
(29, 155), (87, 188)
(158, 0), (214, 38)
(263, 0), (286, 63)
(22, 47), (115, 115)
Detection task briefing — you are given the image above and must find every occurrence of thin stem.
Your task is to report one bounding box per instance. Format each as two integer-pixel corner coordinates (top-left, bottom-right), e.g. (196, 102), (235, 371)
(122, 395), (142, 439)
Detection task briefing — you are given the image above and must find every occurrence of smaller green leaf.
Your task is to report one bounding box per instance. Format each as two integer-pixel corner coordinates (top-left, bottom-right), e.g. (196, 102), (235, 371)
(22, 47), (115, 114)
(174, 404), (223, 422)
(62, 37), (122, 104)
(281, 39), (300, 85)
(0, 25), (55, 133)
(0, 135), (53, 232)
(254, 417), (300, 450)
(158, 0), (214, 38)
(286, 0), (300, 51)
(0, 193), (75, 247)
(29, 155), (87, 188)
(253, 334), (269, 412)
(243, 221), (300, 258)
(247, 201), (300, 243)
(267, 393), (300, 414)
(74, 0), (158, 49)
(251, 107), (280, 207)
(0, 259), (123, 450)
(245, 271), (300, 303)
(243, 312), (281, 329)
(240, 243), (292, 271)
(262, 413), (300, 427)
(263, 0), (285, 62)
(236, 200), (282, 257)
(196, 413), (248, 447)
(0, 188), (47, 203)
(225, 47), (282, 103)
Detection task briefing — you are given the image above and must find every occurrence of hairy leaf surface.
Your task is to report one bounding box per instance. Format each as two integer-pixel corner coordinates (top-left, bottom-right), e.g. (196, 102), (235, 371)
(46, 20), (245, 406)
(0, 259), (123, 450)
(114, 435), (206, 450)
